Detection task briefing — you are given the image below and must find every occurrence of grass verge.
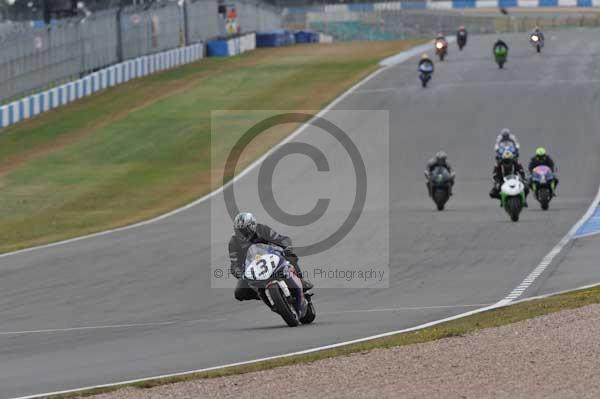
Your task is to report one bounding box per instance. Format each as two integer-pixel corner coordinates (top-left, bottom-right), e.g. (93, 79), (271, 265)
(43, 283), (600, 398)
(0, 40), (424, 254)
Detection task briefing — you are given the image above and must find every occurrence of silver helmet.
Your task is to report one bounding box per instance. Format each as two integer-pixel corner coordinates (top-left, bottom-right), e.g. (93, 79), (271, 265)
(233, 212), (257, 241)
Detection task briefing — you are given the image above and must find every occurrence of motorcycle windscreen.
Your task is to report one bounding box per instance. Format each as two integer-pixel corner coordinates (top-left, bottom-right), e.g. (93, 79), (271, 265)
(244, 243), (286, 281)
(431, 166), (451, 183)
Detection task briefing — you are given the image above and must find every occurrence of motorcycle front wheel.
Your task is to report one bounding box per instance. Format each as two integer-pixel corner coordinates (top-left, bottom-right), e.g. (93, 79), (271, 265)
(506, 197), (522, 222)
(268, 284), (299, 327)
(538, 187), (551, 210)
(300, 301), (316, 325)
(433, 189), (448, 211)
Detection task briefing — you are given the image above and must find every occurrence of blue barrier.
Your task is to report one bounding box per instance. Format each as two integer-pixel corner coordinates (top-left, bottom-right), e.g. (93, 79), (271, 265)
(453, 0), (477, 8)
(295, 31), (319, 44)
(207, 40), (230, 57)
(349, 2), (375, 11)
(256, 30), (293, 47)
(256, 32), (286, 47)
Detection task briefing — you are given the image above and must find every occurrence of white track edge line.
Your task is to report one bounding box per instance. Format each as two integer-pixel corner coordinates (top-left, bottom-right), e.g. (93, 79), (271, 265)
(12, 281), (600, 399)
(496, 184), (600, 306)
(4, 303), (502, 399)
(0, 57), (398, 260)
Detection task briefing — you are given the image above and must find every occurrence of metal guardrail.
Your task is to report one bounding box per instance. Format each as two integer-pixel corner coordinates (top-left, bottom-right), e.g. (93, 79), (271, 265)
(0, 0), (281, 104)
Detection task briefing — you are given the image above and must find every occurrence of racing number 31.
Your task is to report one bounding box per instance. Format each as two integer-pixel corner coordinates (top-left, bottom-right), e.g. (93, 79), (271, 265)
(250, 256), (277, 280)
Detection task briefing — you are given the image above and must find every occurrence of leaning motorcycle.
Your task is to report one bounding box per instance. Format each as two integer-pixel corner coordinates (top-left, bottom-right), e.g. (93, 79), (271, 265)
(500, 174), (526, 222)
(435, 39), (448, 61)
(530, 165), (556, 210)
(494, 45), (508, 69)
(530, 33), (543, 53)
(426, 166), (453, 211)
(243, 243), (315, 327)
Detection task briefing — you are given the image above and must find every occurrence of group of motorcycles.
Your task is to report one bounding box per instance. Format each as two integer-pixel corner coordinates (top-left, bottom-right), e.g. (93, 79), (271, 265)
(427, 142), (558, 223)
(493, 31), (544, 69)
(494, 143), (557, 222)
(245, 28), (550, 328)
(421, 28), (545, 87)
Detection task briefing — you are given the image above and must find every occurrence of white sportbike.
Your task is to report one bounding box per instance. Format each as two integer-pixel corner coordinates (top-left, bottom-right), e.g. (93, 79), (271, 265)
(500, 174), (526, 222)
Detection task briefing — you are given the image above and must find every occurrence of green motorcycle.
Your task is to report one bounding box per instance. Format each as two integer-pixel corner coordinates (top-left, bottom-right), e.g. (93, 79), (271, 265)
(494, 45), (508, 69)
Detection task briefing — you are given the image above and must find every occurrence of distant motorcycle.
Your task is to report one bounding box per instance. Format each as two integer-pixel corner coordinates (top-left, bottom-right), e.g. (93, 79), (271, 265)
(420, 70), (432, 88)
(530, 33), (543, 53)
(435, 39), (448, 61)
(426, 166), (454, 211)
(500, 175), (526, 222)
(243, 243), (315, 327)
(457, 30), (467, 50)
(530, 165), (556, 210)
(494, 45), (508, 69)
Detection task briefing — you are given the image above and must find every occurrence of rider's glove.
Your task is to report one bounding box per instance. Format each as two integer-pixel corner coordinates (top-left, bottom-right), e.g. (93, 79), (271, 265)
(284, 247), (295, 257)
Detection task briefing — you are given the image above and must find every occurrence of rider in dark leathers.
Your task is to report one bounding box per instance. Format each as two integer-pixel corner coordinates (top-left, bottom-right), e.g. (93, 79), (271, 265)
(418, 54), (434, 73)
(425, 151), (455, 197)
(531, 27), (545, 42)
(493, 38), (509, 53)
(229, 212), (312, 301)
(456, 26), (468, 49)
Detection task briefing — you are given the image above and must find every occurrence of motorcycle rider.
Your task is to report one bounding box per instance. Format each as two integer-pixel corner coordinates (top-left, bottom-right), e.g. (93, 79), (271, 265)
(229, 212), (312, 301)
(528, 147), (559, 188)
(490, 150), (529, 206)
(493, 38), (509, 53)
(456, 25), (468, 48)
(418, 53), (434, 74)
(425, 151), (455, 197)
(435, 32), (448, 47)
(494, 128), (520, 160)
(531, 26), (545, 42)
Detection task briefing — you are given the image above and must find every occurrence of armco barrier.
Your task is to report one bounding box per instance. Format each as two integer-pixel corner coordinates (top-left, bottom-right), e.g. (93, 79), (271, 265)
(0, 43), (203, 130)
(206, 33), (257, 57)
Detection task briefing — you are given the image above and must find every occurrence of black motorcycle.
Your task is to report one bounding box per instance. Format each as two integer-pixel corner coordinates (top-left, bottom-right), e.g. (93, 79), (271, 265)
(457, 29), (467, 50)
(419, 70), (432, 88)
(427, 166), (454, 211)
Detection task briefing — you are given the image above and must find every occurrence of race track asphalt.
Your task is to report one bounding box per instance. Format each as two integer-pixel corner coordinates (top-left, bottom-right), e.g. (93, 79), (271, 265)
(0, 29), (599, 398)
